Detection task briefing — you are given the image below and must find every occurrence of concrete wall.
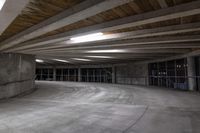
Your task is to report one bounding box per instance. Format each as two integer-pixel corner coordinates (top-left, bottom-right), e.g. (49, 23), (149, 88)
(115, 63), (148, 85)
(0, 53), (35, 99)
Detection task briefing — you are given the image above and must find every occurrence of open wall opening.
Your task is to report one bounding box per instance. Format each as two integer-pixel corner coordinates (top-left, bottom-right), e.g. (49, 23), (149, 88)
(195, 56), (200, 91)
(56, 68), (78, 81)
(36, 67), (112, 83)
(149, 58), (188, 90)
(36, 68), (53, 81)
(81, 68), (112, 83)
(35, 57), (199, 91)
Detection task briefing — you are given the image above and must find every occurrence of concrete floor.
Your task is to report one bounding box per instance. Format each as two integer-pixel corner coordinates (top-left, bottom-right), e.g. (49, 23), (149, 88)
(0, 81), (200, 133)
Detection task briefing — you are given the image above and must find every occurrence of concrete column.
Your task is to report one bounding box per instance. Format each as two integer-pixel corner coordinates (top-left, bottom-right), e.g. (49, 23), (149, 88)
(112, 66), (116, 84)
(53, 67), (56, 81)
(78, 67), (81, 82)
(0, 53), (35, 99)
(187, 56), (196, 91)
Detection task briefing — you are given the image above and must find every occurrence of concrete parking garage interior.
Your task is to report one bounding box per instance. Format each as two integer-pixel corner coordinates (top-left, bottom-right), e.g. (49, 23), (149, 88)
(0, 0), (200, 133)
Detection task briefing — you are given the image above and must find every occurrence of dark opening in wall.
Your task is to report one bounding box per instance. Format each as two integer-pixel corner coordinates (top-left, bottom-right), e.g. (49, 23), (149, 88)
(195, 56), (200, 91)
(56, 68), (78, 81)
(148, 58), (188, 90)
(81, 68), (112, 83)
(36, 67), (112, 83)
(36, 68), (53, 80)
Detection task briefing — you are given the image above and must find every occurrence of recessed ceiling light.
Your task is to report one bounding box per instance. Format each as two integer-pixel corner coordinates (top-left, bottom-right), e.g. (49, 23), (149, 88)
(70, 32), (105, 43)
(87, 49), (126, 53)
(0, 0), (6, 11)
(85, 56), (113, 59)
(53, 59), (69, 63)
(71, 58), (91, 61)
(36, 59), (44, 63)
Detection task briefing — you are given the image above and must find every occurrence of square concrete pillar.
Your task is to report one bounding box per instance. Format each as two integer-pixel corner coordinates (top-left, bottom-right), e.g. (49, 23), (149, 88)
(187, 56), (196, 91)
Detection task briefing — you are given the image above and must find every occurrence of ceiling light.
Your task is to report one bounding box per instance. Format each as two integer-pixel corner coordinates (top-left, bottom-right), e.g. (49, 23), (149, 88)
(53, 59), (69, 63)
(85, 56), (113, 59)
(87, 49), (126, 53)
(70, 32), (104, 43)
(36, 59), (44, 63)
(71, 58), (91, 61)
(0, 0), (6, 11)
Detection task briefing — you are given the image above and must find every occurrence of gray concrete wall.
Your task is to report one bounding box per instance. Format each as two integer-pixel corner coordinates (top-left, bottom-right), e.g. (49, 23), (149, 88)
(0, 53), (35, 99)
(115, 63), (148, 85)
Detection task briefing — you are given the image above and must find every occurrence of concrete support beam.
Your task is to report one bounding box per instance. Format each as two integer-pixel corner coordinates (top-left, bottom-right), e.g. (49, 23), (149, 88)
(3, 0), (200, 52)
(0, 0), (132, 51)
(11, 22), (200, 53)
(0, 0), (30, 35)
(27, 42), (200, 55)
(187, 56), (197, 91)
(16, 34), (200, 54)
(137, 49), (200, 65)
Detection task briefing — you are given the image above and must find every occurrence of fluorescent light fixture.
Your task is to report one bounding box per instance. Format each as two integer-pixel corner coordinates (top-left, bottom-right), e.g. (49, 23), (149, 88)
(35, 59), (44, 63)
(66, 33), (121, 45)
(70, 32), (105, 43)
(0, 0), (6, 11)
(85, 56), (113, 59)
(53, 59), (69, 63)
(87, 49), (126, 53)
(71, 58), (91, 61)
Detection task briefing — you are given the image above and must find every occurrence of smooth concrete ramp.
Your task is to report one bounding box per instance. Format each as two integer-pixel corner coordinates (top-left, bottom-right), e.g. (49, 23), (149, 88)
(0, 81), (200, 133)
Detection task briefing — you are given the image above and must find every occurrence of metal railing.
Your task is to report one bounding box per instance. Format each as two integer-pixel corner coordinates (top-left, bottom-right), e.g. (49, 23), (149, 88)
(149, 76), (200, 90)
(81, 75), (112, 83)
(35, 74), (112, 83)
(116, 76), (148, 86)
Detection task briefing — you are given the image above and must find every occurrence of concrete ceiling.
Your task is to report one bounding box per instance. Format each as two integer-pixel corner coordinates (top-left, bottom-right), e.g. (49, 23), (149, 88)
(0, 0), (200, 64)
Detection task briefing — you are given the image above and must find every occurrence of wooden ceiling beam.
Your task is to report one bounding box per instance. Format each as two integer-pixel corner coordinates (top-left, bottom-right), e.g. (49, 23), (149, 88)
(0, 0), (132, 50)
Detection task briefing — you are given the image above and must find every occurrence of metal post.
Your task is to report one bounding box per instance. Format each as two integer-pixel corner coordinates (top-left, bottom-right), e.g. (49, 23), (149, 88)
(67, 68), (69, 81)
(78, 68), (81, 82)
(93, 69), (95, 82)
(99, 69), (101, 82)
(61, 69), (63, 81)
(112, 66), (116, 84)
(87, 69), (89, 82)
(53, 67), (56, 81)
